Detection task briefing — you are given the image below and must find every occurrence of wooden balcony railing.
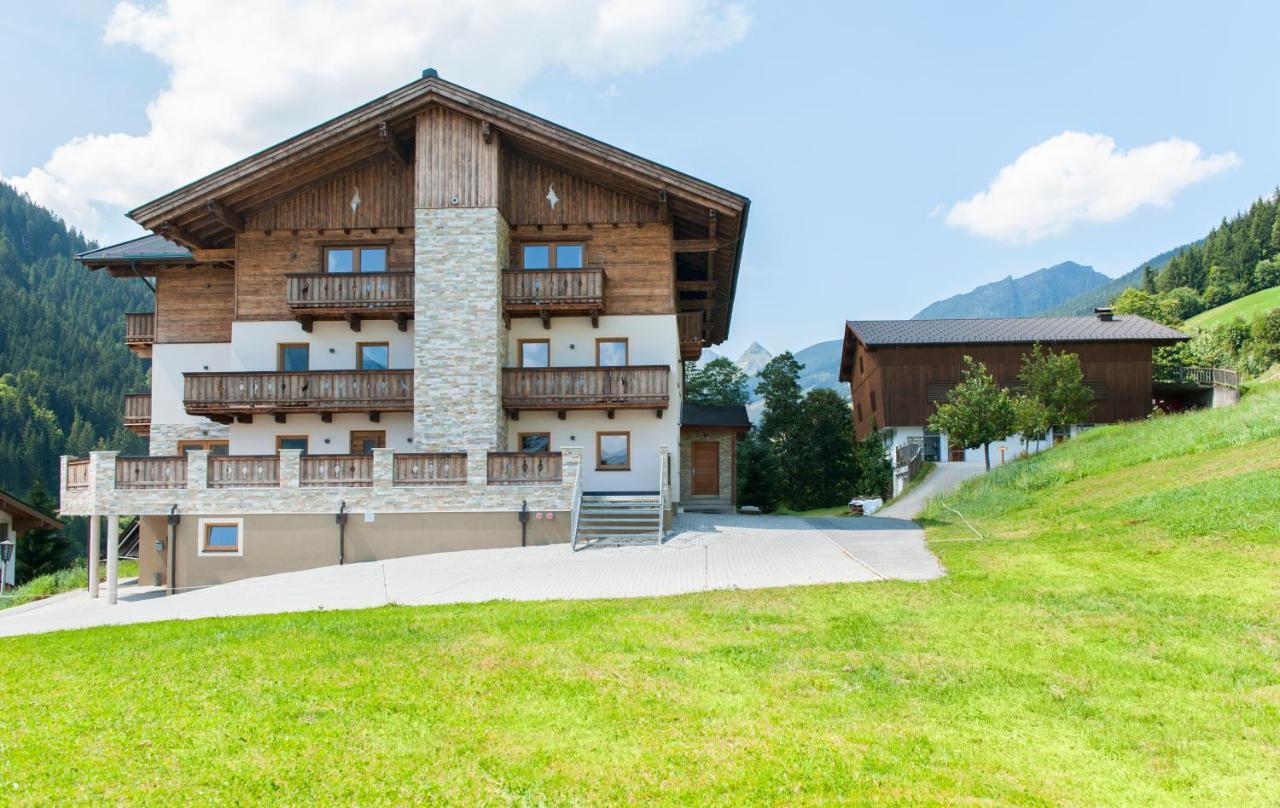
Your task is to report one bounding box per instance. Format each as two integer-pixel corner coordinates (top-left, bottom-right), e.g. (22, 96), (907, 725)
(300, 454), (373, 487)
(1153, 365), (1240, 389)
(502, 268), (605, 326)
(124, 312), (155, 356)
(183, 370), (412, 420)
(207, 455), (280, 488)
(502, 366), (670, 414)
(123, 394), (152, 436)
(116, 456), (186, 490)
(488, 452), (562, 485)
(678, 312), (704, 360)
(65, 458), (91, 491)
(393, 453), (468, 485)
(285, 271), (414, 331)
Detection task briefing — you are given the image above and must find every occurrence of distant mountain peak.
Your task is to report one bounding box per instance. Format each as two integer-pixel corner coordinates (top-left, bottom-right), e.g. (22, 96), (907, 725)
(913, 260), (1110, 320)
(736, 342), (773, 375)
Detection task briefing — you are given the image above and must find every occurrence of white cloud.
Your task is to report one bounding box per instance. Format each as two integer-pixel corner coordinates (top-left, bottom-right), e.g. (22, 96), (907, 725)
(946, 131), (1240, 244)
(6, 0), (751, 241)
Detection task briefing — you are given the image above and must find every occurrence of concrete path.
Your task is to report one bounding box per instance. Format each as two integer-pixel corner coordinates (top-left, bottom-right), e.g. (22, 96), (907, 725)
(877, 461), (986, 519)
(0, 513), (943, 637)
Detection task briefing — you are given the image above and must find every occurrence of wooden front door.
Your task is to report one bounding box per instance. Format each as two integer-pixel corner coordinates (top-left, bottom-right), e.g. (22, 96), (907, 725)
(692, 441), (720, 495)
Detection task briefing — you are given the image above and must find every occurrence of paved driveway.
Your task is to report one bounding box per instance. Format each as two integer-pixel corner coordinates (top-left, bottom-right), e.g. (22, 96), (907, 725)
(0, 513), (942, 637)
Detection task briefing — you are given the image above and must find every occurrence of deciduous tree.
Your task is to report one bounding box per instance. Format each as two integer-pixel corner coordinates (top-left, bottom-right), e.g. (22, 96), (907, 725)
(928, 357), (1015, 470)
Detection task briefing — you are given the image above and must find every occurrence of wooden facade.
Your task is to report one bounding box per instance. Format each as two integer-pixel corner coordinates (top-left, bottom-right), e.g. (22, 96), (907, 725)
(846, 337), (1162, 440)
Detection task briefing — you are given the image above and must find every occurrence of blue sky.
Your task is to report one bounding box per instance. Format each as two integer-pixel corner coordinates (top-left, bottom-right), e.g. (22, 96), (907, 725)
(3, 1), (1277, 359)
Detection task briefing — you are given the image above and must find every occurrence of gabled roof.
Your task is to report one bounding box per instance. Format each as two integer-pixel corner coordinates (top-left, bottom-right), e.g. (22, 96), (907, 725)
(848, 315), (1187, 347)
(0, 489), (63, 534)
(839, 315), (1188, 381)
(77, 234), (192, 269)
(681, 403), (752, 430)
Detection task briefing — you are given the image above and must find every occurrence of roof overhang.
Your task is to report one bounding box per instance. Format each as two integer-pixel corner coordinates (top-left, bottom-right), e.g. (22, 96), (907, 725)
(0, 490), (63, 534)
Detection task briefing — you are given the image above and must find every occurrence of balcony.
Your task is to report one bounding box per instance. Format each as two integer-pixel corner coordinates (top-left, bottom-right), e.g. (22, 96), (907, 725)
(502, 365), (670, 418)
(183, 369), (412, 423)
(123, 394), (151, 436)
(502, 268), (605, 328)
(124, 312), (155, 357)
(678, 312), (705, 361)
(285, 271), (415, 332)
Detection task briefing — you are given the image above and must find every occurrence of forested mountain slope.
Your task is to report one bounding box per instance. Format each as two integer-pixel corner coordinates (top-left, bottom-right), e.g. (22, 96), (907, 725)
(913, 261), (1109, 319)
(0, 183), (149, 497)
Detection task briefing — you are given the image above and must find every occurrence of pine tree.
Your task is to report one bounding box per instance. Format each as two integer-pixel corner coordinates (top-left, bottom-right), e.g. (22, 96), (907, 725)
(736, 430), (779, 512)
(792, 388), (859, 509)
(1141, 264), (1156, 293)
(755, 352), (806, 507)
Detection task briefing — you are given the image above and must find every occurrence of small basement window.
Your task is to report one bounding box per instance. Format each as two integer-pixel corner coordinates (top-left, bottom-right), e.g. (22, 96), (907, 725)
(199, 518), (243, 556)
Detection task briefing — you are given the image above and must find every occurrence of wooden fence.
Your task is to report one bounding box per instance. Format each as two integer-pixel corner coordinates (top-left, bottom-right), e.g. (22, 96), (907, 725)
(393, 453), (468, 485)
(115, 456), (187, 490)
(487, 452), (562, 484)
(300, 454), (373, 487)
(207, 455), (280, 488)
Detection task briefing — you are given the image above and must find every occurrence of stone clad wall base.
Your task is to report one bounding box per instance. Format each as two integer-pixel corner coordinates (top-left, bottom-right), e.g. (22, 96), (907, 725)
(679, 431), (736, 512)
(149, 423), (229, 456)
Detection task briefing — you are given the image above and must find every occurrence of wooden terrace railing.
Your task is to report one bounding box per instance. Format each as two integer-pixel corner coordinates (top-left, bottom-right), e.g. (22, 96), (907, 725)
(286, 271), (414, 311)
(300, 454), (374, 487)
(207, 455), (280, 488)
(123, 394), (152, 435)
(1153, 365), (1240, 389)
(393, 453), (468, 485)
(502, 366), (670, 413)
(65, 458), (91, 491)
(678, 312), (704, 360)
(487, 452), (563, 485)
(115, 456), (187, 490)
(501, 269), (605, 325)
(183, 370), (413, 417)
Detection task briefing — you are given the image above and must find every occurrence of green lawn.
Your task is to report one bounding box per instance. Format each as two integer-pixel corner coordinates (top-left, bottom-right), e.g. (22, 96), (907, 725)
(1185, 284), (1280, 329)
(2, 391), (1279, 804)
(1, 559), (137, 611)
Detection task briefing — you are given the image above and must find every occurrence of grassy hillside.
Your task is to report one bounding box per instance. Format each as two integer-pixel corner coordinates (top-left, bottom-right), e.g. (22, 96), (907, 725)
(1, 388), (1278, 803)
(1185, 284), (1280, 330)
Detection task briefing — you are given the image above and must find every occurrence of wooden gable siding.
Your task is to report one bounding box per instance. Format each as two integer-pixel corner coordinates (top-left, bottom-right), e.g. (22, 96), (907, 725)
(848, 341), (885, 440)
(509, 224), (675, 316)
(234, 231), (414, 321)
(415, 106), (500, 208)
(155, 267), (234, 343)
(244, 157), (412, 231)
(851, 341), (1157, 439)
(503, 149), (662, 225)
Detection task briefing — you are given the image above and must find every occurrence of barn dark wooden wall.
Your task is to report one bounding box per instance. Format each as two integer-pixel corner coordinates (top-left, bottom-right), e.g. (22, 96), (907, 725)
(849, 340), (1158, 439)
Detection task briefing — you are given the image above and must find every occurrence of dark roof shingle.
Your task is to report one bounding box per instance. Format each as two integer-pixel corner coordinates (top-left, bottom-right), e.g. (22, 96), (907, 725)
(77, 234), (192, 264)
(847, 315), (1187, 347)
(681, 403), (751, 429)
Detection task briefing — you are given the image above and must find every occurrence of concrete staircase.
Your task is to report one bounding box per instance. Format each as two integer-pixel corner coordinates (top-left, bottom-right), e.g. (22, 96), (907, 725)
(574, 493), (663, 548)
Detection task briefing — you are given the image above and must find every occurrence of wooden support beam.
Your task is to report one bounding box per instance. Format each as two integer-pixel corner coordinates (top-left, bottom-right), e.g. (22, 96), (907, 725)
(705, 209), (718, 285)
(557, 410), (567, 421)
(321, 413), (333, 424)
(590, 312), (599, 329)
(158, 221), (206, 250)
(679, 298), (715, 310)
(191, 248), (236, 263)
(607, 409), (615, 420)
(509, 410), (519, 421)
(481, 121), (493, 144)
(274, 414), (286, 424)
(676, 280), (717, 292)
(395, 313), (410, 332)
(658, 189), (669, 224)
(299, 316), (314, 333)
(235, 414), (253, 424)
(377, 121), (410, 167)
(346, 313), (362, 332)
(205, 199), (244, 233)
(540, 310), (550, 330)
(368, 412), (380, 423)
(672, 239), (719, 253)
(656, 408), (664, 419)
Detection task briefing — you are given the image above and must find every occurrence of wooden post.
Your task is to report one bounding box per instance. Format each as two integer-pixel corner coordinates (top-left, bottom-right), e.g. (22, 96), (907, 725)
(106, 515), (119, 606)
(87, 514), (100, 598)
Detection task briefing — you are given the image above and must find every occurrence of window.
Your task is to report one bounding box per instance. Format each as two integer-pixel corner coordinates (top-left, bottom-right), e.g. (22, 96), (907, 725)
(278, 343), (310, 372)
(178, 440), (229, 456)
(276, 435), (309, 454)
(596, 338), (628, 367)
(596, 431), (630, 470)
(856, 402), (863, 421)
(349, 430), (386, 454)
(521, 242), (585, 269)
(859, 355), (864, 375)
(870, 390), (878, 412)
(519, 339), (550, 368)
(519, 432), (551, 453)
(198, 518), (243, 556)
(325, 245), (388, 273)
(357, 342), (389, 370)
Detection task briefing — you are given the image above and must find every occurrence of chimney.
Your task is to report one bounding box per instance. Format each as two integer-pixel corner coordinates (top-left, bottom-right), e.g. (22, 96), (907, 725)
(1094, 307), (1114, 322)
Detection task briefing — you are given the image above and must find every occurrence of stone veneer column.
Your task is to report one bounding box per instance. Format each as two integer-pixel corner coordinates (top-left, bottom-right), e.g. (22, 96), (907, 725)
(413, 207), (509, 451)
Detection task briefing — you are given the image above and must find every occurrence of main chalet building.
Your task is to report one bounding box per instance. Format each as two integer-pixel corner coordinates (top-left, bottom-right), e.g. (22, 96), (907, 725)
(62, 70), (749, 597)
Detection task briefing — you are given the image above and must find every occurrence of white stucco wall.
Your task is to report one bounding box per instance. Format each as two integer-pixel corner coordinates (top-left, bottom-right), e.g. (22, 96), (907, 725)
(150, 342), (233, 424)
(882, 424), (1092, 468)
(230, 413), (414, 455)
(229, 320), (414, 372)
(505, 314), (682, 494)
